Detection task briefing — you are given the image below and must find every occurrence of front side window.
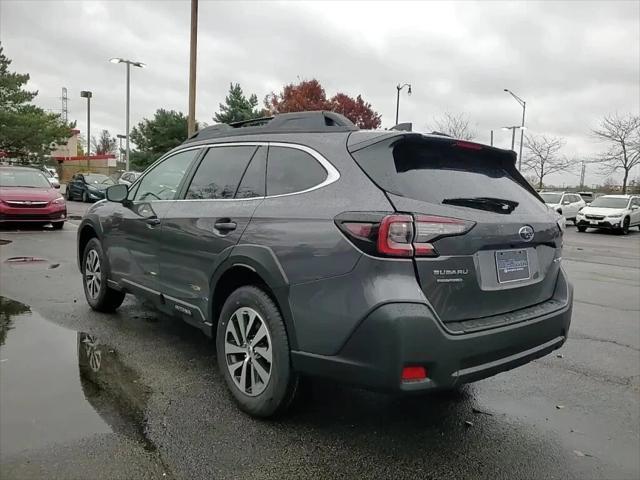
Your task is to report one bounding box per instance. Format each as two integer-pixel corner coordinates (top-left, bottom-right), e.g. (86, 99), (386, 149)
(134, 150), (198, 201)
(186, 146), (258, 200)
(266, 146), (327, 196)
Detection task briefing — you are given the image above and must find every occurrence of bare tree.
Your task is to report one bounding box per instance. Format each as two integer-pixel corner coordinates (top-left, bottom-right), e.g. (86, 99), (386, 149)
(91, 129), (116, 155)
(523, 134), (572, 190)
(430, 112), (476, 140)
(592, 113), (640, 194)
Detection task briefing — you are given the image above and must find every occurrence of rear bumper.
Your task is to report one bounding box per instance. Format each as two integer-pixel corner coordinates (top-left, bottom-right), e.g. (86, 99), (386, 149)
(292, 269), (572, 392)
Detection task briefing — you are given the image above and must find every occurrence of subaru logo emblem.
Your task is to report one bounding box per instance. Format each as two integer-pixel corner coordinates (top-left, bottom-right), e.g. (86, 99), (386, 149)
(519, 225), (534, 242)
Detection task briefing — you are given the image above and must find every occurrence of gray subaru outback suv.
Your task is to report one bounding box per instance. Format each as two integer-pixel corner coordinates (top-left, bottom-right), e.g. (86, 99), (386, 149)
(78, 111), (572, 417)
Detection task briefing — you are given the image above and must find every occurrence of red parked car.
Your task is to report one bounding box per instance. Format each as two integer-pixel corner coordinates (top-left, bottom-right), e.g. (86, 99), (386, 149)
(0, 166), (67, 229)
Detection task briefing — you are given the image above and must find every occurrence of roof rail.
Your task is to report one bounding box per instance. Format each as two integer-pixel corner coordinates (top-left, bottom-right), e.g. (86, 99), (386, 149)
(185, 111), (358, 143)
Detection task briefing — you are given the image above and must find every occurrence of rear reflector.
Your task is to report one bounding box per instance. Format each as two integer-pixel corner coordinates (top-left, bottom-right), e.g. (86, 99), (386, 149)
(401, 366), (427, 382)
(343, 222), (374, 239)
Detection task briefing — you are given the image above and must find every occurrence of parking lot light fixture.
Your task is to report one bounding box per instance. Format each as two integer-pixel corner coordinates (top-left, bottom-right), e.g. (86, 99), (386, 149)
(110, 58), (145, 171)
(395, 83), (412, 126)
(80, 90), (92, 168)
(502, 125), (526, 151)
(504, 88), (527, 170)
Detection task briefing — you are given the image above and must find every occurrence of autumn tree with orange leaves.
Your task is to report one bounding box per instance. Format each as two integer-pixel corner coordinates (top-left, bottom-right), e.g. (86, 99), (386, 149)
(265, 79), (381, 129)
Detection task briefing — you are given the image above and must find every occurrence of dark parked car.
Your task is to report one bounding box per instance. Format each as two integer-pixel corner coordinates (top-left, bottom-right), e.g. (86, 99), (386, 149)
(0, 166), (67, 228)
(66, 173), (116, 202)
(77, 111), (573, 417)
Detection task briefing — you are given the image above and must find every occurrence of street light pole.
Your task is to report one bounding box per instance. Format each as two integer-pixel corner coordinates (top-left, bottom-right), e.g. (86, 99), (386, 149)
(80, 90), (92, 170)
(395, 83), (412, 125)
(188, 0), (199, 137)
(504, 89), (526, 170)
(110, 58), (145, 171)
(126, 61), (130, 170)
(117, 134), (126, 165)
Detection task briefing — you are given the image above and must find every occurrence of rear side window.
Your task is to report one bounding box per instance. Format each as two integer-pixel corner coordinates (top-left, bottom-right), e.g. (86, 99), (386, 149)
(351, 137), (543, 214)
(186, 146), (257, 199)
(266, 146), (327, 196)
(236, 147), (266, 198)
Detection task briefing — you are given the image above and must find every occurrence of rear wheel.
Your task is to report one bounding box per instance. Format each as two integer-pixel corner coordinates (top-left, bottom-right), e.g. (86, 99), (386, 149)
(216, 285), (298, 418)
(577, 226), (587, 233)
(82, 238), (126, 312)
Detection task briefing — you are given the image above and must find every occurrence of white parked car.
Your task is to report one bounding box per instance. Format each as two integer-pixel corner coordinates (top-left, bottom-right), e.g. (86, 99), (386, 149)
(42, 168), (60, 189)
(118, 171), (141, 186)
(575, 194), (640, 234)
(539, 191), (586, 224)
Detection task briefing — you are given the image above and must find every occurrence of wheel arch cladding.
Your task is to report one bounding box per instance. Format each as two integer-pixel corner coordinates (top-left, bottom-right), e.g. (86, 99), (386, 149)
(210, 244), (298, 349)
(77, 222), (99, 271)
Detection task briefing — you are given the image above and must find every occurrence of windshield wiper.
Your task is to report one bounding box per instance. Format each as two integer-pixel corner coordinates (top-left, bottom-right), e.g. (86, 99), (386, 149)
(442, 196), (518, 214)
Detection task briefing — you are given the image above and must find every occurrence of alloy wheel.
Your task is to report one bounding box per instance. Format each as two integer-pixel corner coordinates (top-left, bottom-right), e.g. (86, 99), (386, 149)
(224, 307), (273, 396)
(84, 249), (102, 299)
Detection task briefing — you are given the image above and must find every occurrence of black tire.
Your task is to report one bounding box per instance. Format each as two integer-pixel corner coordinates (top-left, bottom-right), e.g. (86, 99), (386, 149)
(216, 285), (298, 418)
(82, 190), (89, 203)
(577, 226), (587, 233)
(65, 188), (72, 200)
(51, 221), (64, 230)
(621, 217), (630, 235)
(82, 238), (126, 312)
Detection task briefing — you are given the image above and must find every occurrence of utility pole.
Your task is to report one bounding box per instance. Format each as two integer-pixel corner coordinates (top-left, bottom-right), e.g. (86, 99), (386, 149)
(187, 0), (198, 136)
(490, 130), (494, 146)
(580, 161), (586, 189)
(61, 87), (68, 123)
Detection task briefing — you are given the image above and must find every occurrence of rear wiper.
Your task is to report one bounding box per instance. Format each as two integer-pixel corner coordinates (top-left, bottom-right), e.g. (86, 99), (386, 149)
(442, 197), (518, 214)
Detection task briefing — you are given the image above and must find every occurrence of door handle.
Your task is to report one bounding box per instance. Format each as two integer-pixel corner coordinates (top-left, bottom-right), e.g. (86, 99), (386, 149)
(146, 217), (161, 226)
(214, 221), (237, 232)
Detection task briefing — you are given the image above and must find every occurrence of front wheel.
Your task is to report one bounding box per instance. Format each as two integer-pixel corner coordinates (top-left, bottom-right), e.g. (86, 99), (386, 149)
(621, 217), (630, 235)
(82, 238), (126, 312)
(216, 285), (298, 418)
(577, 226), (587, 232)
(82, 191), (89, 203)
(51, 221), (64, 230)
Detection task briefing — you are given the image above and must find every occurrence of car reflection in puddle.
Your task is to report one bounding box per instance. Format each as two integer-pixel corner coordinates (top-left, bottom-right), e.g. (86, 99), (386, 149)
(0, 296), (154, 460)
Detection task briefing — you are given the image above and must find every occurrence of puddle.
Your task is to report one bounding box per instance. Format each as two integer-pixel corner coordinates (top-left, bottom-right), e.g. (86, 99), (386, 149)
(0, 296), (155, 458)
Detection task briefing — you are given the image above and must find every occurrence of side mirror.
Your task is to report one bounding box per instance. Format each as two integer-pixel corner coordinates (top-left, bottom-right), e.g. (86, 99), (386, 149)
(54, 184), (60, 189)
(632, 205), (639, 210)
(106, 184), (128, 203)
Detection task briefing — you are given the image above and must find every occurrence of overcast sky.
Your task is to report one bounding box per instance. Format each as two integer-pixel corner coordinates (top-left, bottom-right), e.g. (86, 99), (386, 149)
(2, 0), (639, 186)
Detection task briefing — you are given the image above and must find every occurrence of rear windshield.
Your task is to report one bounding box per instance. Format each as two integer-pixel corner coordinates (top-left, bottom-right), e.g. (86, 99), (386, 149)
(351, 136), (543, 214)
(539, 193), (562, 204)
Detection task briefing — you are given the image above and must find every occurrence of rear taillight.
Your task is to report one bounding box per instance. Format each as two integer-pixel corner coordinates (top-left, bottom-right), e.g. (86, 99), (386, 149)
(336, 213), (475, 258)
(413, 215), (474, 257)
(377, 214), (414, 257)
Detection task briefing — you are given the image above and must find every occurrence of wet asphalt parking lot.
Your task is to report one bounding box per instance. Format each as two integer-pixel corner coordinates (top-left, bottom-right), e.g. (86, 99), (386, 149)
(0, 201), (639, 480)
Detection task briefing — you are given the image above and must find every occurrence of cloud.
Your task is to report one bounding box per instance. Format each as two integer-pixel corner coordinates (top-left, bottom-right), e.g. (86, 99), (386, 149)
(1, 0), (638, 185)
